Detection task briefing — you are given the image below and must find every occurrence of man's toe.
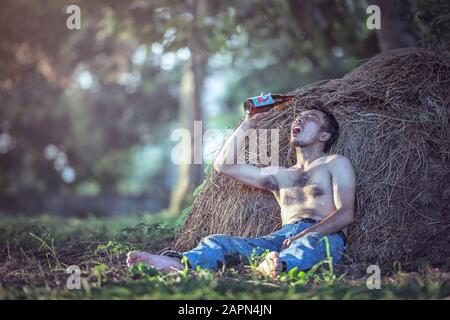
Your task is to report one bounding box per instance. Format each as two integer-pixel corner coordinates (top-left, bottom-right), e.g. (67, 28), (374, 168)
(126, 251), (141, 265)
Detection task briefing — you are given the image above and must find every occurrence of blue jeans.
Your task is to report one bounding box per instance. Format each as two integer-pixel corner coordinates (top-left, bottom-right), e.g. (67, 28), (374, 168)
(182, 221), (345, 272)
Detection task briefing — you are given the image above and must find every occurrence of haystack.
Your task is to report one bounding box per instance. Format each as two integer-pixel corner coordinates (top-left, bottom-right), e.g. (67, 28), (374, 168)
(172, 48), (450, 271)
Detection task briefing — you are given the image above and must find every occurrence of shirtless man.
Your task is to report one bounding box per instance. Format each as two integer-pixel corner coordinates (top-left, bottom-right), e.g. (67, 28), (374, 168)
(127, 102), (356, 277)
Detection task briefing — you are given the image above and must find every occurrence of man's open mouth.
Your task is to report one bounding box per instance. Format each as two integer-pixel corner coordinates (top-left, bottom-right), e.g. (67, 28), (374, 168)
(292, 125), (302, 135)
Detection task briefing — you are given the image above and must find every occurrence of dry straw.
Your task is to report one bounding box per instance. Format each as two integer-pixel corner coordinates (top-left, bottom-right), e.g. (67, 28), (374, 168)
(172, 48), (450, 271)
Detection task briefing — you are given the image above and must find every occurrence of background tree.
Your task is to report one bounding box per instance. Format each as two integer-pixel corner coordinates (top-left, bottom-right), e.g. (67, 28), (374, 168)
(0, 0), (448, 216)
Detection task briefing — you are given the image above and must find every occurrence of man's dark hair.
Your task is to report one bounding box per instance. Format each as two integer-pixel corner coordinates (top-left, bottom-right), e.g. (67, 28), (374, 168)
(303, 100), (340, 153)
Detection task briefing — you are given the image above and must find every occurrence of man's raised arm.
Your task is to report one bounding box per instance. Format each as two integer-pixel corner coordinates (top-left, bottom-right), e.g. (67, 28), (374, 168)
(213, 111), (278, 192)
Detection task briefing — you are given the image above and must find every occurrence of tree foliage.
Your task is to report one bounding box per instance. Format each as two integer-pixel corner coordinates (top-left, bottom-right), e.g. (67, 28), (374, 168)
(0, 0), (448, 212)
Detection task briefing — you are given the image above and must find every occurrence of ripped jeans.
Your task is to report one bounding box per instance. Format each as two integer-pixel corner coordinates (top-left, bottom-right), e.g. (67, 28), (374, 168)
(181, 219), (346, 272)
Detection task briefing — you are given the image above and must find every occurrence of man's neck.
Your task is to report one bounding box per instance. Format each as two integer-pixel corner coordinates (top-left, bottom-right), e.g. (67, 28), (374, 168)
(294, 145), (327, 169)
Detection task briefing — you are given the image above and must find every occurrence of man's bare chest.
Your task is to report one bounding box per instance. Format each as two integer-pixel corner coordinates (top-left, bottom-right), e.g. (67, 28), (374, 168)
(275, 168), (331, 204)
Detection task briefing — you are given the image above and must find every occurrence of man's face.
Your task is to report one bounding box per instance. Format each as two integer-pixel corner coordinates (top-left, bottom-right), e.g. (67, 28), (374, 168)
(290, 109), (327, 148)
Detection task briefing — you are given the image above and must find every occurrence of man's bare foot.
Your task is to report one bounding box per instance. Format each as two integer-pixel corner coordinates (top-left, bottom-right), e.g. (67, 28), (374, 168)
(126, 251), (184, 272)
(256, 251), (283, 277)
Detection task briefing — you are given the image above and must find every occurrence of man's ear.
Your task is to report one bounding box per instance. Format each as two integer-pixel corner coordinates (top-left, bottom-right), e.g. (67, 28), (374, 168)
(320, 131), (331, 143)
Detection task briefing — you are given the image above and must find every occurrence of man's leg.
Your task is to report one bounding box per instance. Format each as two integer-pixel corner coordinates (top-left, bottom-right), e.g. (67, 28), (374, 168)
(126, 251), (185, 272)
(126, 225), (293, 273)
(278, 232), (345, 272)
(182, 231), (286, 270)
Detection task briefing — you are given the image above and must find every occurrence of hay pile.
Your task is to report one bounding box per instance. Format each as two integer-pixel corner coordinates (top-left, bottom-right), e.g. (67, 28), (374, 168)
(172, 48), (450, 271)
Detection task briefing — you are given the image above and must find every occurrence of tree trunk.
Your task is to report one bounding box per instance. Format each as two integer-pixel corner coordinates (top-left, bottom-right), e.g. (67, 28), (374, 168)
(167, 0), (207, 216)
(189, 0), (207, 189)
(373, 0), (417, 51)
(167, 62), (195, 216)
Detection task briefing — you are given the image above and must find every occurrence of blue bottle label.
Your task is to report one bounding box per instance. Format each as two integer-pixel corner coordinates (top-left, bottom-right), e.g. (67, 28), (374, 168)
(251, 95), (275, 107)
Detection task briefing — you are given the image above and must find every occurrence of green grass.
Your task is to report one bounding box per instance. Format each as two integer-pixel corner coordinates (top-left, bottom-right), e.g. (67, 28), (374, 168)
(0, 213), (449, 300)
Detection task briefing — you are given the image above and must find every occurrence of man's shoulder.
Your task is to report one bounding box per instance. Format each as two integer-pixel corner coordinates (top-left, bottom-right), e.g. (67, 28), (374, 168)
(325, 153), (350, 161)
(324, 154), (353, 168)
(323, 154), (355, 180)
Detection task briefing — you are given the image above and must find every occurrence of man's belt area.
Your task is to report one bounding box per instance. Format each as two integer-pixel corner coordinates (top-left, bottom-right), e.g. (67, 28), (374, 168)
(293, 218), (348, 246)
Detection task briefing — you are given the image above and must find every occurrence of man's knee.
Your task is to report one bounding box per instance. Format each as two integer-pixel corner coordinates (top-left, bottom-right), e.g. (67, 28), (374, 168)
(202, 234), (232, 246)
